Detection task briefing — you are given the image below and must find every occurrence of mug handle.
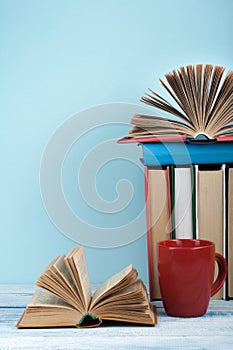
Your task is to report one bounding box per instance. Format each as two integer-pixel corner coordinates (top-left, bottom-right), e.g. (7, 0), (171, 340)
(211, 253), (228, 297)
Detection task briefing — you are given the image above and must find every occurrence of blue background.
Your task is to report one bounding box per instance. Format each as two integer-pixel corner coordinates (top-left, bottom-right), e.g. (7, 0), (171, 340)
(1, 0), (232, 284)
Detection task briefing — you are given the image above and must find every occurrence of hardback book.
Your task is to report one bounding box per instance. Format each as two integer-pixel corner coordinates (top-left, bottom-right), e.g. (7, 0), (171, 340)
(125, 64), (233, 141)
(17, 247), (157, 328)
(197, 165), (225, 299)
(139, 141), (233, 166)
(145, 167), (171, 300)
(227, 166), (233, 299)
(170, 166), (196, 239)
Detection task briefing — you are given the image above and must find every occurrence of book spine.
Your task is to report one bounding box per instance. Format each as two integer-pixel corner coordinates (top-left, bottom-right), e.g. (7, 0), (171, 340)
(197, 165), (225, 299)
(171, 166), (194, 239)
(195, 165), (199, 239)
(191, 165), (197, 239)
(222, 164), (226, 300)
(170, 166), (176, 239)
(144, 166), (153, 301)
(166, 166), (172, 239)
(226, 165), (233, 299)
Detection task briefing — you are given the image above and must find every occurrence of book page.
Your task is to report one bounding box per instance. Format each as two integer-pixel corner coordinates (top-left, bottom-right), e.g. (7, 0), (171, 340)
(53, 254), (78, 295)
(65, 247), (92, 311)
(28, 289), (73, 308)
(36, 254), (84, 312)
(17, 289), (82, 328)
(91, 280), (145, 310)
(91, 279), (157, 325)
(128, 122), (194, 138)
(90, 265), (137, 309)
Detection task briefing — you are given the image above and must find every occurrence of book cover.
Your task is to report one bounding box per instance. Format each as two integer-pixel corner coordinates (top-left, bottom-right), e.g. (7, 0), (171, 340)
(172, 166), (195, 239)
(197, 165), (225, 300)
(227, 166), (233, 299)
(145, 166), (171, 300)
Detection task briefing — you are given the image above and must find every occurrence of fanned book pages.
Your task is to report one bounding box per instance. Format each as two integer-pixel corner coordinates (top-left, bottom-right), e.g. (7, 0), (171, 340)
(127, 64), (233, 140)
(16, 247), (157, 328)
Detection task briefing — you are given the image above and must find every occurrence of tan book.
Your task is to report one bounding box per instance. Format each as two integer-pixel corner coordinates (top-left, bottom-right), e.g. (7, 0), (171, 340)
(126, 64), (233, 140)
(17, 246), (157, 328)
(197, 166), (225, 299)
(227, 167), (233, 298)
(146, 167), (171, 300)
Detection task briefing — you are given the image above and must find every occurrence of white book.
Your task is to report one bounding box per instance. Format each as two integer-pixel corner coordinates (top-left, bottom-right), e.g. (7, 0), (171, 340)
(174, 167), (193, 238)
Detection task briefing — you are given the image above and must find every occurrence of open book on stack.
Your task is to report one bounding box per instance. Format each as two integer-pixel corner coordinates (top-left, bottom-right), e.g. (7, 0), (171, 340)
(17, 246), (157, 328)
(121, 64), (233, 142)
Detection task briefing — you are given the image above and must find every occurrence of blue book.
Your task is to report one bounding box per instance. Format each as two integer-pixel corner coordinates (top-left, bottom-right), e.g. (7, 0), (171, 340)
(141, 141), (233, 166)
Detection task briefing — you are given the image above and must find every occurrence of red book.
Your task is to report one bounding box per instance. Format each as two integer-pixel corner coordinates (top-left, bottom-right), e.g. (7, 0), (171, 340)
(118, 134), (233, 144)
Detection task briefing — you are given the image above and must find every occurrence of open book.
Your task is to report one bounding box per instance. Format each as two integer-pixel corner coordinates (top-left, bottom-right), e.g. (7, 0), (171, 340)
(127, 64), (233, 141)
(17, 247), (157, 328)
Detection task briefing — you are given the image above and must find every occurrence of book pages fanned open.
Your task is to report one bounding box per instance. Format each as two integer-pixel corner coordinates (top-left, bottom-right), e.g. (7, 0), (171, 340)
(126, 64), (233, 141)
(17, 247), (157, 328)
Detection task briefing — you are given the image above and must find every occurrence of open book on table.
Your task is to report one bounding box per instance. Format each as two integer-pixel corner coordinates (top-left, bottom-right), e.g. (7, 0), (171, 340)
(17, 246), (157, 328)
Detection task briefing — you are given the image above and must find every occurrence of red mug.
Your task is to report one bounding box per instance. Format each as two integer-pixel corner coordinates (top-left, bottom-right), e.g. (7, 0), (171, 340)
(156, 239), (227, 317)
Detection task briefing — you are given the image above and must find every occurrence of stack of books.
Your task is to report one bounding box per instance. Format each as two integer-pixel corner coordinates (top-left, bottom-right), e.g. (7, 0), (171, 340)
(119, 64), (233, 301)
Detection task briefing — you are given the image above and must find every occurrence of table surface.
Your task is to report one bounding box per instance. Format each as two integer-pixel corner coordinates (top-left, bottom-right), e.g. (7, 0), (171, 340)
(1, 284), (233, 350)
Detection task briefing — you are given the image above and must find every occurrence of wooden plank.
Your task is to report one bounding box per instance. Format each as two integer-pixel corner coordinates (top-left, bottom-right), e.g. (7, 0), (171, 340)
(0, 285), (35, 307)
(0, 284), (35, 294)
(1, 285), (233, 349)
(0, 284), (98, 307)
(1, 308), (233, 350)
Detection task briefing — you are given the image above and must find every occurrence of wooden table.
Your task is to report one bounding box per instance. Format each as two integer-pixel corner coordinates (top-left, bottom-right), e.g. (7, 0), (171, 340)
(1, 285), (233, 349)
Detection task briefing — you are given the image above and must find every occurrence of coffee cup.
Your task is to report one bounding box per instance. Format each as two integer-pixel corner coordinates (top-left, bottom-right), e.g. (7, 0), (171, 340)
(156, 239), (227, 317)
